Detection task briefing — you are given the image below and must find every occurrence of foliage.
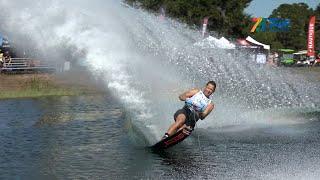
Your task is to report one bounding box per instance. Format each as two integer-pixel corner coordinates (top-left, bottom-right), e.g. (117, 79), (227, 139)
(269, 3), (313, 50)
(249, 3), (320, 51)
(315, 4), (320, 52)
(126, 0), (252, 38)
(126, 0), (320, 51)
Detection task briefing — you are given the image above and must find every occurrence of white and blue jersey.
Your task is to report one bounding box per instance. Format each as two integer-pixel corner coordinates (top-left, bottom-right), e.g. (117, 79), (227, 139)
(185, 90), (211, 113)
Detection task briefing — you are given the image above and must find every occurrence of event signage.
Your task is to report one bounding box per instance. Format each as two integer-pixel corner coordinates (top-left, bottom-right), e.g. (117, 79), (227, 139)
(251, 17), (290, 32)
(307, 16), (316, 57)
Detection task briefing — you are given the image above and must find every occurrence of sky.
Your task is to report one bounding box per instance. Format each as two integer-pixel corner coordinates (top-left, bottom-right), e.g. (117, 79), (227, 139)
(245, 0), (319, 17)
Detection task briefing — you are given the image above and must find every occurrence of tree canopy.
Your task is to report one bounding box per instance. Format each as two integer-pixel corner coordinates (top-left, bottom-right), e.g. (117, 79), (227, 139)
(126, 0), (252, 38)
(126, 0), (320, 51)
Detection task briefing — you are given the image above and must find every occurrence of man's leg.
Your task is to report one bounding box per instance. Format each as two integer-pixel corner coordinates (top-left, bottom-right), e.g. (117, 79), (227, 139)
(166, 113), (186, 136)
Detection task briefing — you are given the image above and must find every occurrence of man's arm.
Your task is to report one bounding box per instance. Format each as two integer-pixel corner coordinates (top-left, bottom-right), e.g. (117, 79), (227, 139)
(178, 88), (199, 101)
(199, 103), (214, 120)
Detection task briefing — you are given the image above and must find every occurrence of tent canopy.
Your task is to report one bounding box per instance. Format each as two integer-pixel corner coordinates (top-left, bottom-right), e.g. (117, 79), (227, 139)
(236, 39), (261, 49)
(194, 36), (235, 49)
(245, 36), (270, 50)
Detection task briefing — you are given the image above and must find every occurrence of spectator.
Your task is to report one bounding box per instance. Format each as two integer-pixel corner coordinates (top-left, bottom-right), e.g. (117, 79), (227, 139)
(267, 53), (276, 67)
(273, 52), (279, 66)
(0, 50), (3, 68)
(4, 51), (11, 66)
(313, 53), (320, 67)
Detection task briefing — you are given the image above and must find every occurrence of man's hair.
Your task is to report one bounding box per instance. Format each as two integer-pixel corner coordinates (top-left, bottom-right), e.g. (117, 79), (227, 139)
(206, 80), (216, 88)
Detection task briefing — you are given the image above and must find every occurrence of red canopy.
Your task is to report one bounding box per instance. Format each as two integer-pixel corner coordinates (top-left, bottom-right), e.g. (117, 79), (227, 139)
(236, 39), (262, 49)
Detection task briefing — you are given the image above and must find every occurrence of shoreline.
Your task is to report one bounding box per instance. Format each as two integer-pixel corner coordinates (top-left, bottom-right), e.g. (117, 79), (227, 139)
(0, 70), (105, 100)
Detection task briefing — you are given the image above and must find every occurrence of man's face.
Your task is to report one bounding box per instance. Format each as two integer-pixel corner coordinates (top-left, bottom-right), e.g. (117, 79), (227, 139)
(203, 83), (215, 97)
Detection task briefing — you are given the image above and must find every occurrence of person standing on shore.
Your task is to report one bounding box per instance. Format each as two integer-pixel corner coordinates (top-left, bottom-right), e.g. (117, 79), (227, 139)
(0, 50), (4, 68)
(313, 53), (320, 67)
(4, 51), (11, 66)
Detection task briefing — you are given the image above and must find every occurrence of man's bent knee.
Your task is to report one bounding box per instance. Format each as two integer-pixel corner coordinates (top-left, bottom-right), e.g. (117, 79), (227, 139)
(167, 113), (187, 135)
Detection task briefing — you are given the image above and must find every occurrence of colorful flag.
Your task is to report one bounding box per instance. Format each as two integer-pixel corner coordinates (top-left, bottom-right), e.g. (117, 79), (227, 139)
(307, 16), (316, 57)
(159, 7), (165, 21)
(202, 17), (209, 38)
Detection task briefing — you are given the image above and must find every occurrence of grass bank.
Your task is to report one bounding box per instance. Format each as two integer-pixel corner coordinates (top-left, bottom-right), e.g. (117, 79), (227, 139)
(0, 72), (104, 100)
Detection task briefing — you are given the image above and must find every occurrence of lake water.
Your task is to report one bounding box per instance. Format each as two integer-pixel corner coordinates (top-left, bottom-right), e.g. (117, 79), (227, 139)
(1, 95), (320, 179)
(1, 1), (320, 179)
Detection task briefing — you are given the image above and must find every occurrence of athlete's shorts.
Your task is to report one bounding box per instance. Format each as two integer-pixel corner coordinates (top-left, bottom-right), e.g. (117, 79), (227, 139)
(174, 106), (199, 128)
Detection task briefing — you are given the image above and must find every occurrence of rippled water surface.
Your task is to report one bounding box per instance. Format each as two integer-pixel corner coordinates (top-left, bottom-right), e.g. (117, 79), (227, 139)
(1, 95), (320, 179)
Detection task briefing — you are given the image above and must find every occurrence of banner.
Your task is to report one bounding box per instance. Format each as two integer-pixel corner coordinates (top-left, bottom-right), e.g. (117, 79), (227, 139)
(202, 17), (209, 38)
(250, 17), (290, 32)
(159, 7), (165, 21)
(307, 16), (316, 57)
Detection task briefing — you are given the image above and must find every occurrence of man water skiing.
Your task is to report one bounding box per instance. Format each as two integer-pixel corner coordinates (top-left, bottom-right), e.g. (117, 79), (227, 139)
(162, 81), (216, 139)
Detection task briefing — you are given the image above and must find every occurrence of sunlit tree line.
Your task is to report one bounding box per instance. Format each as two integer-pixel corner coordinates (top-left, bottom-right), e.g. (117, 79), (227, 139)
(126, 0), (320, 51)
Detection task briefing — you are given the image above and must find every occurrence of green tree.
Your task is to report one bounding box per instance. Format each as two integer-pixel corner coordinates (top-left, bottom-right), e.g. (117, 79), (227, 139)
(251, 31), (282, 50)
(269, 3), (313, 50)
(126, 0), (252, 38)
(315, 3), (320, 52)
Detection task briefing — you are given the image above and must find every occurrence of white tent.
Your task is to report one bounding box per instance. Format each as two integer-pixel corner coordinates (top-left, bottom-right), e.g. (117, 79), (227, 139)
(245, 36), (270, 50)
(194, 36), (235, 49)
(219, 37), (235, 49)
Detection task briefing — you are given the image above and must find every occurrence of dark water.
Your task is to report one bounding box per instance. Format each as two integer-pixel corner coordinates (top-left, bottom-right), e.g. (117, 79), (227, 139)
(1, 96), (320, 179)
